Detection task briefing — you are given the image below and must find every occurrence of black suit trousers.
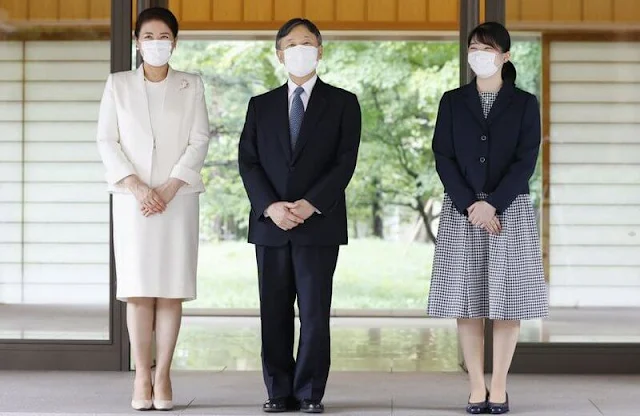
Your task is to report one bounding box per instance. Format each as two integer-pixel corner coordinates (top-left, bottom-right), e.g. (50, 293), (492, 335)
(256, 243), (339, 402)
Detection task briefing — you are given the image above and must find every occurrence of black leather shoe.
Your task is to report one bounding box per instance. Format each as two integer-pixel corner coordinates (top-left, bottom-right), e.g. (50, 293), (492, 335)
(286, 397), (301, 411)
(466, 390), (489, 414)
(301, 399), (324, 413)
(263, 398), (287, 413)
(488, 393), (509, 414)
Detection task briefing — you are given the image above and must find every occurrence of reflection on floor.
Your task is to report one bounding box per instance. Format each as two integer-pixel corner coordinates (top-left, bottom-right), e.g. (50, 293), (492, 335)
(175, 317), (460, 372)
(2, 305), (640, 371)
(1, 371), (639, 415)
(173, 308), (640, 371)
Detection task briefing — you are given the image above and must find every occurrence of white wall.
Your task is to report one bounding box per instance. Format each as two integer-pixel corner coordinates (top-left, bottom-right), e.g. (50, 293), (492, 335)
(0, 40), (110, 305)
(548, 41), (640, 307)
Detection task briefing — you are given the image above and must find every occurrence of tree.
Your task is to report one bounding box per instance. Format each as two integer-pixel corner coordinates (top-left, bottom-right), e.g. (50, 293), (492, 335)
(321, 41), (459, 241)
(171, 41), (280, 240)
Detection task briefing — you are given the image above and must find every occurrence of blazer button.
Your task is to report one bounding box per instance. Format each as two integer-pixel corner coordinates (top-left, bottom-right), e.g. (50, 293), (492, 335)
(481, 135), (487, 141)
(479, 157), (486, 163)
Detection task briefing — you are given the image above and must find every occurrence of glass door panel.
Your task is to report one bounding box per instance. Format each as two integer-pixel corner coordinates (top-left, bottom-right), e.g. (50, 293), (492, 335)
(0, 0), (131, 370)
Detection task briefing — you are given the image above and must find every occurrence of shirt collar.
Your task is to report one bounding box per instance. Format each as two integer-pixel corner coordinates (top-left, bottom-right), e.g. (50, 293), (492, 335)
(288, 74), (318, 98)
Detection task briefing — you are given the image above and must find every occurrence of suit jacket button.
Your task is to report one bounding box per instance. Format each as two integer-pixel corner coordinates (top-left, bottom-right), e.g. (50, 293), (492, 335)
(479, 157), (486, 163)
(289, 166), (295, 172)
(481, 135), (487, 141)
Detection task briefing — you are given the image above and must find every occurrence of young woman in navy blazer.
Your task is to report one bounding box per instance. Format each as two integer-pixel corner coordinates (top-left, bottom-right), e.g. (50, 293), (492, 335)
(427, 22), (548, 414)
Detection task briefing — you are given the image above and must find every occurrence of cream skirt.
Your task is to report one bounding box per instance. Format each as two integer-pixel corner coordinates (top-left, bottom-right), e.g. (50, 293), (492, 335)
(112, 193), (199, 302)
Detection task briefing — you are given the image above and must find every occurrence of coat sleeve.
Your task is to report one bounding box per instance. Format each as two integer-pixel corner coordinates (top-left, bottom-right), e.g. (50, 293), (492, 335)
(303, 92), (362, 214)
(169, 76), (211, 185)
(485, 94), (541, 213)
(432, 92), (477, 215)
(96, 74), (137, 185)
(238, 97), (279, 218)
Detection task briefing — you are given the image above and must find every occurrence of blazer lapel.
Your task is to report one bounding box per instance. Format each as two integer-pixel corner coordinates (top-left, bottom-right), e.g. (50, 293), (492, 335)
(134, 66), (154, 138)
(486, 82), (515, 125)
(292, 78), (328, 163)
(158, 67), (182, 138)
(274, 84), (292, 162)
(462, 79), (487, 128)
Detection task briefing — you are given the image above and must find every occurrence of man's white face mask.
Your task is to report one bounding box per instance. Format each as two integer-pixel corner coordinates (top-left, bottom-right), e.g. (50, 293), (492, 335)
(283, 45), (319, 77)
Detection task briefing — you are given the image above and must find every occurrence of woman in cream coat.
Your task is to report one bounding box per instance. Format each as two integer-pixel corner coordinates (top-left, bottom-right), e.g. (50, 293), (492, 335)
(96, 7), (210, 411)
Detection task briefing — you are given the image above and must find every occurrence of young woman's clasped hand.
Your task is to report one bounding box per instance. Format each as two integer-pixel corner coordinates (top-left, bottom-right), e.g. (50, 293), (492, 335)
(468, 201), (502, 235)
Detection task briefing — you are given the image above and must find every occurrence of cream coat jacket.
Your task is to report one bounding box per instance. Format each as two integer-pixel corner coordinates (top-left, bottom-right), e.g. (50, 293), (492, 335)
(97, 66), (210, 194)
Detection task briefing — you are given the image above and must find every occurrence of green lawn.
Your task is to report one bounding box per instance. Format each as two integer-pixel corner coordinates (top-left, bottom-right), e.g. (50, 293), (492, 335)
(188, 239), (434, 310)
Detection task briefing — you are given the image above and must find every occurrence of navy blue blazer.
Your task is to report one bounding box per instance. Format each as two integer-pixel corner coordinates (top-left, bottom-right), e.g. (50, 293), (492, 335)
(432, 79), (541, 215)
(238, 78), (362, 246)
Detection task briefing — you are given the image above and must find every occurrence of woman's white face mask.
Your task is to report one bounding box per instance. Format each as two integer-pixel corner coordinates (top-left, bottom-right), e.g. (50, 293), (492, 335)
(141, 40), (173, 67)
(283, 45), (319, 78)
(468, 50), (502, 78)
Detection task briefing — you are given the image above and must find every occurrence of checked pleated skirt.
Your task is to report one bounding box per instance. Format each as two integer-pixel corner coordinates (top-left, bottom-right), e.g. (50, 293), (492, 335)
(427, 193), (549, 320)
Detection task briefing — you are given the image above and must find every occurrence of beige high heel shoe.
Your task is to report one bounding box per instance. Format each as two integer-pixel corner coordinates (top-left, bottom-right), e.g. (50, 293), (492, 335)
(131, 399), (153, 411)
(153, 397), (174, 411)
(131, 382), (153, 411)
(152, 381), (173, 411)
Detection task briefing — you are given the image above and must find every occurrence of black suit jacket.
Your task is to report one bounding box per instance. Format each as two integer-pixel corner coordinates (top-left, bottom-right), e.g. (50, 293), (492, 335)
(238, 78), (362, 247)
(432, 79), (541, 215)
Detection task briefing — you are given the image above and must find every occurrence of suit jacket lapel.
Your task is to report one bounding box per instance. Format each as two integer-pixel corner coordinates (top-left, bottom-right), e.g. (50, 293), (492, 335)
(274, 84), (292, 162)
(486, 82), (515, 125)
(462, 79), (487, 128)
(158, 67), (181, 140)
(134, 66), (155, 139)
(292, 78), (327, 163)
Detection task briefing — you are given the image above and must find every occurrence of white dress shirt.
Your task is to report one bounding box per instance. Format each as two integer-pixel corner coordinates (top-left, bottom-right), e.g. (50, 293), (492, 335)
(288, 74), (318, 115)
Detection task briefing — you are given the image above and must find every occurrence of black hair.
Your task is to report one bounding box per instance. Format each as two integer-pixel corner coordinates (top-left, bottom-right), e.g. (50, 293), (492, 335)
(134, 7), (179, 38)
(275, 18), (322, 50)
(467, 21), (516, 85)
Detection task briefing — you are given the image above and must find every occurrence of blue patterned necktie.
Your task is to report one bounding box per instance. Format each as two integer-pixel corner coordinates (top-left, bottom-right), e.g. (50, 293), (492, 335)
(289, 86), (305, 150)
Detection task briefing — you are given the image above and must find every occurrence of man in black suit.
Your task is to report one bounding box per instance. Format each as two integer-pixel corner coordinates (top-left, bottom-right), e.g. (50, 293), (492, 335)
(238, 18), (361, 414)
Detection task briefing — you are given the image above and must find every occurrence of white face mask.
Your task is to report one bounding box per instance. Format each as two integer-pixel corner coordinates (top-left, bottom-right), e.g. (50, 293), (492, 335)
(140, 40), (173, 67)
(283, 45), (319, 78)
(468, 50), (501, 78)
